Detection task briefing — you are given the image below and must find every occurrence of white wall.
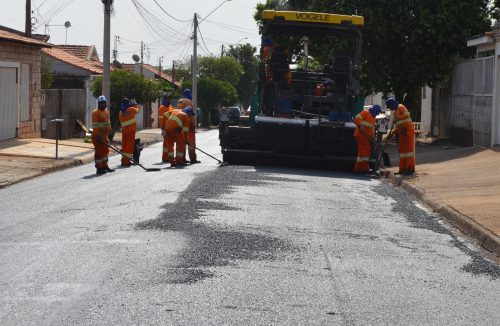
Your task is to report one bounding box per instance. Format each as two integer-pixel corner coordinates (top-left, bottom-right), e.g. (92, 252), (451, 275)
(420, 86), (432, 135)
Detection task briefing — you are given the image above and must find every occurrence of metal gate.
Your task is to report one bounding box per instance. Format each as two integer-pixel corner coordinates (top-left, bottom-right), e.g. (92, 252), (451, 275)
(0, 67), (18, 140)
(450, 56), (494, 147)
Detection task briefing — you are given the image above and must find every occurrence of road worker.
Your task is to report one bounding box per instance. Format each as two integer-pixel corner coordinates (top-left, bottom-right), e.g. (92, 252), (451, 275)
(159, 94), (174, 162)
(183, 107), (200, 164)
(177, 89), (193, 111)
(91, 96), (114, 175)
(177, 89), (194, 163)
(118, 98), (141, 167)
(165, 108), (190, 167)
(386, 98), (415, 175)
(353, 104), (381, 173)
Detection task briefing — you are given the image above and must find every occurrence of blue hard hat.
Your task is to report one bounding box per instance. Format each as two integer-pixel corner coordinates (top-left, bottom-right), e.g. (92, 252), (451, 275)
(369, 104), (381, 117)
(183, 106), (194, 116)
(182, 89), (192, 100)
(161, 94), (171, 106)
(263, 37), (273, 46)
(120, 98), (132, 112)
(385, 98), (399, 110)
(97, 95), (106, 103)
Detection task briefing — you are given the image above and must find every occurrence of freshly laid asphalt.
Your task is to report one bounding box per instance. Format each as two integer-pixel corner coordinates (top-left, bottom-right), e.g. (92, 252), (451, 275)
(0, 128), (498, 257)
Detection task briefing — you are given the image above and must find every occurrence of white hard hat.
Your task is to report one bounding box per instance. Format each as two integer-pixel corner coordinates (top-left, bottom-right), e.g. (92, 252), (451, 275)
(97, 95), (107, 103)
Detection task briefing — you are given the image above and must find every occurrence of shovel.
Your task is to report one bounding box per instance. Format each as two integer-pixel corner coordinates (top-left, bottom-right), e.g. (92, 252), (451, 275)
(98, 139), (161, 172)
(190, 143), (228, 166)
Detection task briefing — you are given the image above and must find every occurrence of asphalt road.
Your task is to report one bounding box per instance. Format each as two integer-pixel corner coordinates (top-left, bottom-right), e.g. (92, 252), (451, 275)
(1, 129), (499, 325)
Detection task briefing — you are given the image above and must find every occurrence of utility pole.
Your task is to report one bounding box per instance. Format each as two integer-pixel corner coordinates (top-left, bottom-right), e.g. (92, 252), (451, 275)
(158, 56), (163, 76)
(220, 44), (225, 58)
(140, 41), (144, 76)
(102, 0), (112, 105)
(25, 0), (31, 37)
(192, 13), (198, 110)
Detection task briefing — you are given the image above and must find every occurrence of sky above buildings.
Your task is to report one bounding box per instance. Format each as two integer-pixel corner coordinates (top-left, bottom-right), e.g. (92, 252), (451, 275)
(1, 0), (264, 66)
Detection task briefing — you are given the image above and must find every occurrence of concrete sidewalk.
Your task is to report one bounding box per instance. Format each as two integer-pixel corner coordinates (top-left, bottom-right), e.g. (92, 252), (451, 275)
(0, 128), (163, 188)
(383, 139), (500, 256)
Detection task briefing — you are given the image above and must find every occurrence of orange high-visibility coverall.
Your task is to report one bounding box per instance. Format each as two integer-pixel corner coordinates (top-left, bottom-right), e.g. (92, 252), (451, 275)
(392, 104), (415, 174)
(353, 109), (376, 173)
(91, 108), (111, 169)
(159, 104), (174, 161)
(177, 97), (194, 162)
(119, 105), (140, 166)
(165, 109), (190, 165)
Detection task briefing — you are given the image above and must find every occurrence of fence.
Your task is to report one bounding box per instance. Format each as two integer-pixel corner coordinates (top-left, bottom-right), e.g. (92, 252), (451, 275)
(41, 89), (87, 140)
(450, 56), (493, 147)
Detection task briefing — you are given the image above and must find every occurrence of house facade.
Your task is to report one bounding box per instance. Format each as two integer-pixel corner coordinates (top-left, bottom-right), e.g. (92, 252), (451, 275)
(438, 29), (500, 147)
(42, 46), (103, 134)
(0, 26), (51, 139)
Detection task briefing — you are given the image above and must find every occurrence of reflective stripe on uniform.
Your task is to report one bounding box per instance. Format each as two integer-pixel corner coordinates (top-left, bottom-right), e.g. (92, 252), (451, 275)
(92, 122), (110, 128)
(399, 152), (415, 158)
(121, 118), (136, 127)
(169, 115), (183, 128)
(168, 152), (175, 157)
(122, 152), (133, 158)
(183, 127), (189, 132)
(356, 156), (369, 162)
(395, 118), (412, 127)
(163, 148), (168, 153)
(361, 121), (375, 129)
(163, 111), (171, 119)
(177, 152), (184, 158)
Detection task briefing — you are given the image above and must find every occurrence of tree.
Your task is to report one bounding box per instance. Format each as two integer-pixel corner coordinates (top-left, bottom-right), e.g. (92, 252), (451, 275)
(225, 43), (259, 109)
(198, 56), (243, 88)
(41, 55), (53, 89)
(255, 0), (491, 118)
(183, 77), (238, 127)
(92, 69), (163, 127)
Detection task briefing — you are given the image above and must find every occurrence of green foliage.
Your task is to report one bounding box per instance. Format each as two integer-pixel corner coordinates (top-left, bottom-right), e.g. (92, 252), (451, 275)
(198, 56), (243, 88)
(255, 0), (492, 118)
(225, 43), (259, 109)
(91, 69), (163, 106)
(41, 55), (53, 89)
(183, 77), (238, 127)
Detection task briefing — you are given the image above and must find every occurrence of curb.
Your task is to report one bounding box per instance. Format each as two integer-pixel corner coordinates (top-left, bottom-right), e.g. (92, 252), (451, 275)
(384, 171), (500, 257)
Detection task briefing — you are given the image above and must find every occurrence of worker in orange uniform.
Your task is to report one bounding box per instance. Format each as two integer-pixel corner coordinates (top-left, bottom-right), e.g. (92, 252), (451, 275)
(165, 108), (190, 167)
(261, 37), (292, 85)
(353, 104), (381, 173)
(183, 107), (200, 164)
(118, 98), (141, 167)
(176, 89), (195, 163)
(386, 98), (415, 175)
(159, 94), (174, 162)
(177, 89), (193, 110)
(91, 95), (115, 175)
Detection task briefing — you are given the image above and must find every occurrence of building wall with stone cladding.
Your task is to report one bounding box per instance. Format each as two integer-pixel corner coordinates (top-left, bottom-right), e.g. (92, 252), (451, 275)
(0, 40), (43, 139)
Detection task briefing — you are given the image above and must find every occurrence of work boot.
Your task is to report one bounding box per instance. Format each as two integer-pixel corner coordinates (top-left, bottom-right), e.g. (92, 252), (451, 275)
(96, 168), (107, 175)
(190, 160), (201, 164)
(105, 167), (115, 172)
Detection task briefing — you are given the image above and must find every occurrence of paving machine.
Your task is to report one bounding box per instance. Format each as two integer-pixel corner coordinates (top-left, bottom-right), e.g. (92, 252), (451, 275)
(219, 10), (365, 168)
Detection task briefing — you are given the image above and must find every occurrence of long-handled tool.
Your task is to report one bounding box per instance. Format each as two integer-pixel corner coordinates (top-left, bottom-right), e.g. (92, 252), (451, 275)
(374, 124), (394, 173)
(98, 139), (161, 172)
(191, 143), (228, 166)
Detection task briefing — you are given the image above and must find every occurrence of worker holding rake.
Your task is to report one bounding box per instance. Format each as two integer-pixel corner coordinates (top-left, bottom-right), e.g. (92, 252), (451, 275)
(386, 98), (415, 175)
(353, 104), (381, 173)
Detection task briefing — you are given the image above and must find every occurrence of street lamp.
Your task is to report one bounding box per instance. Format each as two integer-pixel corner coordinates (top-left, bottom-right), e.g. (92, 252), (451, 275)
(199, 0), (232, 24)
(235, 37), (248, 45)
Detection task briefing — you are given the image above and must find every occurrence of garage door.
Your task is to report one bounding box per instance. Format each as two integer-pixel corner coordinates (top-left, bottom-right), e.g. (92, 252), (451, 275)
(0, 67), (18, 139)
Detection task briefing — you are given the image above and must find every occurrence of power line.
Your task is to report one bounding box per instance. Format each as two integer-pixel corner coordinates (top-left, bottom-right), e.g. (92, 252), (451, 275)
(197, 25), (213, 56)
(152, 0), (191, 23)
